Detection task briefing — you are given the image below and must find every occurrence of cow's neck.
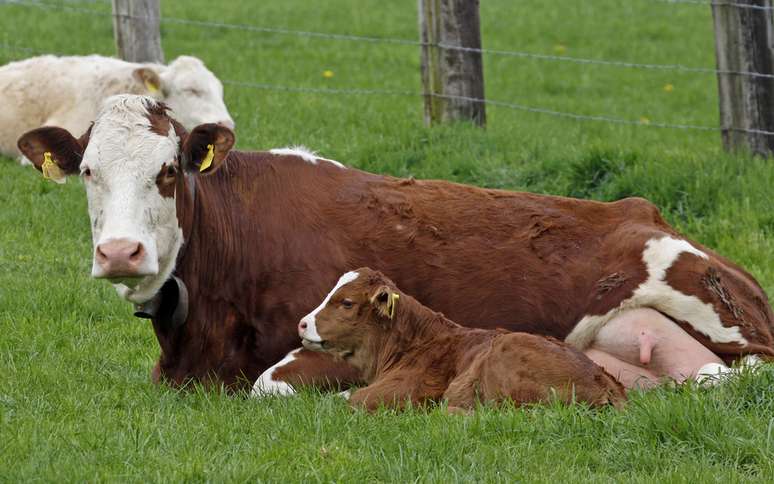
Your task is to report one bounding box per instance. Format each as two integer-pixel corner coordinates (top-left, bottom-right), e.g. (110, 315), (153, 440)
(151, 153), (278, 386)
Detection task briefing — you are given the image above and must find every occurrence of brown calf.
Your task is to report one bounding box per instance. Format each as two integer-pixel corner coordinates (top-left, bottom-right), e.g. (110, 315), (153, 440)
(298, 268), (627, 411)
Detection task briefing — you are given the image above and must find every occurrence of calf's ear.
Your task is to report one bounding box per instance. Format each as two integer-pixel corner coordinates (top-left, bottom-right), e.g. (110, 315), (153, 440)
(17, 126), (88, 184)
(369, 285), (400, 320)
(181, 124), (235, 175)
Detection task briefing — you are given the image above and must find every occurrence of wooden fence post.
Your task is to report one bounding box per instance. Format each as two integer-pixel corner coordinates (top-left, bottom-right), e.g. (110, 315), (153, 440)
(419, 0), (486, 127)
(112, 0), (164, 63)
(712, 0), (774, 157)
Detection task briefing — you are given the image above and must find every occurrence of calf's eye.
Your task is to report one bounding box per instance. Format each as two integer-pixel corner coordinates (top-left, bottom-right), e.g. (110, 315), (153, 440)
(341, 299), (353, 309)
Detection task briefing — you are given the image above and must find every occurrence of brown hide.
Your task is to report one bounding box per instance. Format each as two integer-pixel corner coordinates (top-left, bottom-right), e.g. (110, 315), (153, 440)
(150, 151), (774, 389)
(665, 251), (774, 362)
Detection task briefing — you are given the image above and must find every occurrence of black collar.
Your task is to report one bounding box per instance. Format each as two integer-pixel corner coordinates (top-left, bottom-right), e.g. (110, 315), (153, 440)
(133, 275), (188, 328)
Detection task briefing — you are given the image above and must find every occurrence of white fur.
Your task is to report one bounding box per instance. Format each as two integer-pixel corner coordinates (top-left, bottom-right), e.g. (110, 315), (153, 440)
(740, 354), (763, 368)
(566, 236), (747, 349)
(300, 271), (360, 342)
(269, 146), (345, 169)
(0, 54), (233, 159)
(251, 348), (303, 397)
(695, 362), (733, 385)
(695, 355), (763, 385)
(83, 95), (183, 303)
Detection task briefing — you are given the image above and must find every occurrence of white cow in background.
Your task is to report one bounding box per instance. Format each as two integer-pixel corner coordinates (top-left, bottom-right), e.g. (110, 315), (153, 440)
(0, 54), (234, 162)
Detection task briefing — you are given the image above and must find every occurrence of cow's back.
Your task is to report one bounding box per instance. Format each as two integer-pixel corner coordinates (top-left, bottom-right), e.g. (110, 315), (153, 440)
(201, 153), (671, 339)
(314, 166), (671, 336)
(0, 55), (138, 156)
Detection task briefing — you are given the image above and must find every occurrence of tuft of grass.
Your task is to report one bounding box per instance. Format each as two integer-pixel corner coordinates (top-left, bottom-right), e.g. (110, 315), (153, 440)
(1, 0), (773, 481)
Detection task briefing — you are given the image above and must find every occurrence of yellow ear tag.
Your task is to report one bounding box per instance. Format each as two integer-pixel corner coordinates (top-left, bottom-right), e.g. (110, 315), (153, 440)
(387, 293), (400, 319)
(144, 79), (159, 94)
(199, 144), (215, 172)
(42, 151), (66, 184)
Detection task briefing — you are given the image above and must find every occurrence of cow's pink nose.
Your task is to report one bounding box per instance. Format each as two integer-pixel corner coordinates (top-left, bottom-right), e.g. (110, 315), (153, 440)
(298, 321), (308, 334)
(95, 239), (146, 278)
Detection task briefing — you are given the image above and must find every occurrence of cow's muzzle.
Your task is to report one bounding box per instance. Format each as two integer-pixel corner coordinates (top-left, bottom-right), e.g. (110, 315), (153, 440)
(94, 238), (155, 279)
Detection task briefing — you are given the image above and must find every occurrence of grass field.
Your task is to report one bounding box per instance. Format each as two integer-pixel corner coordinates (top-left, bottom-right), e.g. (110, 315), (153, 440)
(1, 0), (774, 481)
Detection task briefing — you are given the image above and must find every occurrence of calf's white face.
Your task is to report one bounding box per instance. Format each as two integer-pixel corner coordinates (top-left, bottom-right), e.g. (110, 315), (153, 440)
(17, 94), (235, 305)
(160, 56), (234, 131)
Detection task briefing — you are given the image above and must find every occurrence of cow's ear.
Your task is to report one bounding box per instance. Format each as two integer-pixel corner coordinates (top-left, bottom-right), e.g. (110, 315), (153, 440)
(133, 67), (162, 95)
(369, 285), (400, 321)
(17, 127), (86, 184)
(181, 124), (234, 175)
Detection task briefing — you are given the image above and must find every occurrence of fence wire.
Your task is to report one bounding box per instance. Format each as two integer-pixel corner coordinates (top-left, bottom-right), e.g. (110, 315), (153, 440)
(3, 0), (774, 136)
(5, 0), (774, 79)
(646, 0), (774, 10)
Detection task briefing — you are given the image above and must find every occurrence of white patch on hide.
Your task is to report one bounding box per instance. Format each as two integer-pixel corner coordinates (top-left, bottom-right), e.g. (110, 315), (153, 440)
(251, 348), (303, 397)
(300, 271), (360, 342)
(269, 146), (345, 169)
(566, 236), (747, 349)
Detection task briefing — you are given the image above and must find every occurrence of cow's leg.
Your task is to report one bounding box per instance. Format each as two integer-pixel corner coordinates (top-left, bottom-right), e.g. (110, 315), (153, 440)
(251, 348), (361, 398)
(695, 354), (764, 384)
(584, 308), (728, 387)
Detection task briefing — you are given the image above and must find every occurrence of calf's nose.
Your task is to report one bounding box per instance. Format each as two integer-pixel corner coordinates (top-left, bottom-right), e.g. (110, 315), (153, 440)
(95, 238), (147, 278)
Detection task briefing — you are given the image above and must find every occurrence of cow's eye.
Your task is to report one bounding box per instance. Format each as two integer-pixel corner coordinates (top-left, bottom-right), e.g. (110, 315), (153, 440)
(165, 164), (177, 177)
(81, 167), (92, 178)
(341, 299), (353, 309)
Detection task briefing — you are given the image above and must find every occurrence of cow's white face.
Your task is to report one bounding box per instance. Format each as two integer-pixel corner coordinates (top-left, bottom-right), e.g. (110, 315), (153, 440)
(81, 96), (183, 303)
(17, 94), (235, 305)
(160, 56), (234, 131)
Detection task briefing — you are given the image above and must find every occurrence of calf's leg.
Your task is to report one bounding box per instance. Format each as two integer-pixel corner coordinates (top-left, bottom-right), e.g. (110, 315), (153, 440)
(251, 348), (361, 397)
(349, 375), (427, 412)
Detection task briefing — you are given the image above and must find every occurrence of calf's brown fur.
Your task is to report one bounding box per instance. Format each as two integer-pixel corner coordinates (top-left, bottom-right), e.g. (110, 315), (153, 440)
(304, 268), (627, 411)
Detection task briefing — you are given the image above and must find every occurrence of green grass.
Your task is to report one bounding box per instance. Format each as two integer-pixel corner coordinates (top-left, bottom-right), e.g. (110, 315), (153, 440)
(1, 0), (773, 481)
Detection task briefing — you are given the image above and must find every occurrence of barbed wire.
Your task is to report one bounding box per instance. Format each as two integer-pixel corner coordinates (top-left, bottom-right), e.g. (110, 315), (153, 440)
(222, 80), (416, 98)
(216, 80), (774, 136)
(644, 0), (774, 10)
(437, 43), (774, 79)
(3, 5), (774, 135)
(5, 0), (774, 79)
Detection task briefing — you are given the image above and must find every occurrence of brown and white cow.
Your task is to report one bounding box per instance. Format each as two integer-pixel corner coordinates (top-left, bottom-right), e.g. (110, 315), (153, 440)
(297, 267), (627, 411)
(16, 94), (774, 394)
(1, 55), (234, 162)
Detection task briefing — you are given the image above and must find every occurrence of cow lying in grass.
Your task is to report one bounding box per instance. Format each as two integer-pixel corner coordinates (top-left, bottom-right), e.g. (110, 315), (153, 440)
(297, 268), (628, 411)
(16, 95), (774, 393)
(1, 54), (234, 163)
